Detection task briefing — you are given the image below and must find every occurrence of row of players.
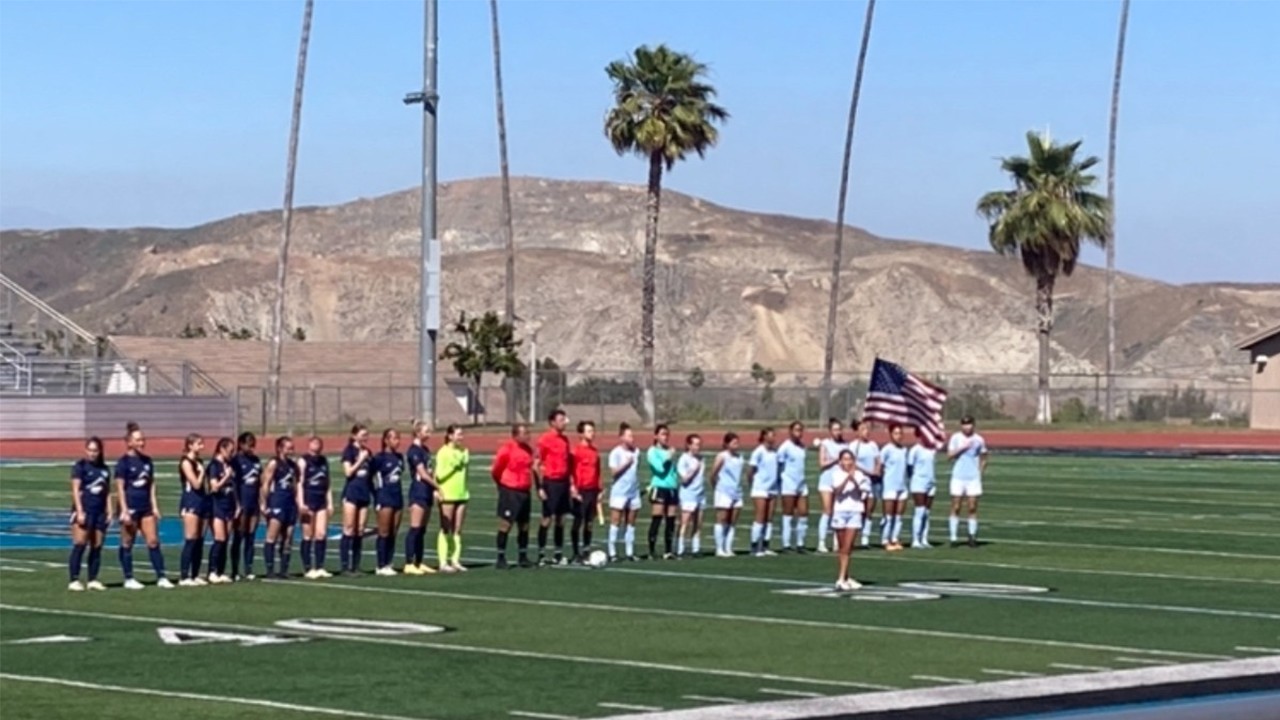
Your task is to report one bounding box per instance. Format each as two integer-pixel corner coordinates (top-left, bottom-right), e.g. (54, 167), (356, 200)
(63, 414), (989, 590)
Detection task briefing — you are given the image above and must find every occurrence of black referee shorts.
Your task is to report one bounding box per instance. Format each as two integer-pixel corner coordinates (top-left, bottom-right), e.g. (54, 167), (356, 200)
(541, 479), (572, 518)
(497, 487), (531, 524)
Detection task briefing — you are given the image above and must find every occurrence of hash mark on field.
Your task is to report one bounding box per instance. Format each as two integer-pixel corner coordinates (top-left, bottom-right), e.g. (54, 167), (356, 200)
(981, 669), (1043, 678)
(1050, 663), (1112, 672)
(509, 712), (577, 720)
(0, 673), (431, 720)
(598, 701), (662, 712)
(911, 675), (975, 685)
(682, 695), (744, 705)
(0, 566), (35, 573)
(1235, 646), (1280, 655)
(759, 688), (824, 698)
(1114, 657), (1176, 666)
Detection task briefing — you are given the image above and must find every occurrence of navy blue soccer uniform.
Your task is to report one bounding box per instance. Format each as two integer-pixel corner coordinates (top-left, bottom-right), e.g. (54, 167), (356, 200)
(207, 458), (238, 521)
(232, 452), (263, 518)
(265, 458), (300, 527)
(115, 452), (156, 520)
(341, 443), (373, 508)
(407, 444), (434, 509)
(372, 451), (406, 511)
(71, 458), (111, 532)
(178, 456), (210, 518)
(302, 453), (331, 512)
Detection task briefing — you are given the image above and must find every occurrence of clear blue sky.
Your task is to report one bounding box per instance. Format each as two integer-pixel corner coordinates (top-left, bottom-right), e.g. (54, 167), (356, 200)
(2, 0), (1277, 284)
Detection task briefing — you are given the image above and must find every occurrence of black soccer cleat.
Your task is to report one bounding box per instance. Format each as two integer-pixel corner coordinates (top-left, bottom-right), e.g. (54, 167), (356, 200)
(495, 557), (509, 570)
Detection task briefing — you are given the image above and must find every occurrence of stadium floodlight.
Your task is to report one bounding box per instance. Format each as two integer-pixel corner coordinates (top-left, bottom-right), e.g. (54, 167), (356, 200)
(1258, 354), (1269, 368)
(404, 0), (440, 425)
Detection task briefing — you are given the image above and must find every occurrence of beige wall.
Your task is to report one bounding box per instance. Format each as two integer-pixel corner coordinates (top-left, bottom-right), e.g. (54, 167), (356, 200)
(0, 396), (235, 440)
(1245, 335), (1280, 430)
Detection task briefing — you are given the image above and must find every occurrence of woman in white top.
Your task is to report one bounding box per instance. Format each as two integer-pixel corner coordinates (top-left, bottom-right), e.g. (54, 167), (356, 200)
(708, 432), (744, 557)
(830, 449), (870, 591)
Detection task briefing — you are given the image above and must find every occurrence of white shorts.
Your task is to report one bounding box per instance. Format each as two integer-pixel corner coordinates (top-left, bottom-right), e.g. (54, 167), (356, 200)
(909, 481), (936, 497)
(750, 484), (779, 499)
(713, 492), (742, 510)
(609, 494), (641, 511)
(881, 485), (907, 502)
(950, 478), (983, 498)
(680, 499), (705, 513)
(830, 510), (863, 531)
(780, 478), (808, 497)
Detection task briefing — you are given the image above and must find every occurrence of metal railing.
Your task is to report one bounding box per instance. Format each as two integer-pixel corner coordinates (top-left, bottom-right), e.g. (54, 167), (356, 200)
(0, 272), (103, 351)
(0, 358), (226, 397)
(0, 337), (33, 392)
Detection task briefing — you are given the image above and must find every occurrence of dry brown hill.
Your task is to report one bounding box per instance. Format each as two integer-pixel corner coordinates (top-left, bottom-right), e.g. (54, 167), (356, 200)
(2, 177), (1276, 380)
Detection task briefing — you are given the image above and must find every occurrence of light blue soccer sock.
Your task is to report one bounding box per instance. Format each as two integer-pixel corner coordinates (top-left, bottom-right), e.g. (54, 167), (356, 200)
(949, 515), (960, 542)
(724, 525), (735, 554)
(676, 531), (686, 556)
(860, 517), (872, 546)
(624, 525), (636, 557)
(780, 516), (793, 549)
(749, 522), (763, 552)
(795, 517), (808, 549)
(763, 521), (772, 550)
(922, 509), (931, 542)
(607, 523), (619, 558)
(690, 531), (700, 555)
(968, 517), (978, 539)
(817, 514), (830, 547)
(878, 516), (887, 545)
(912, 507), (925, 544)
(713, 524), (726, 553)
(894, 514), (905, 543)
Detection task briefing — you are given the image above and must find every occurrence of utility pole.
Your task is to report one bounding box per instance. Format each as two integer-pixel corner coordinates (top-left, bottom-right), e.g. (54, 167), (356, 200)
(404, 0), (439, 426)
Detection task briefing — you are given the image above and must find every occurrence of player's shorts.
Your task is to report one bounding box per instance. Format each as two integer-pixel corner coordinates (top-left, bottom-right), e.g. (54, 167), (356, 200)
(179, 494), (207, 517)
(238, 486), (261, 516)
(497, 487), (532, 524)
(679, 496), (704, 514)
(541, 480), (572, 517)
(123, 498), (153, 522)
(648, 486), (678, 506)
(950, 478), (983, 498)
(71, 509), (109, 532)
(303, 492), (329, 513)
(881, 485), (908, 502)
(750, 481), (779, 499)
(609, 492), (641, 511)
(830, 509), (863, 531)
(780, 476), (808, 497)
(375, 485), (404, 511)
(409, 481), (434, 509)
(909, 480), (936, 497)
(211, 495), (237, 521)
(713, 491), (743, 510)
(572, 490), (600, 520)
(266, 504), (298, 526)
(342, 479), (372, 508)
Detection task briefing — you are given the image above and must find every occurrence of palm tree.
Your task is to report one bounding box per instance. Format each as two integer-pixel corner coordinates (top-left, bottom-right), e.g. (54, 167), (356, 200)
(267, 0), (315, 421)
(488, 0), (518, 423)
(604, 45), (728, 422)
(1105, 0), (1131, 420)
(977, 132), (1109, 424)
(820, 0), (877, 423)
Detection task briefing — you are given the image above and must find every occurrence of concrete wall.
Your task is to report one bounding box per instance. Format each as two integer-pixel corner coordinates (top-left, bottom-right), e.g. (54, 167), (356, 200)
(0, 396), (236, 440)
(1244, 334), (1280, 430)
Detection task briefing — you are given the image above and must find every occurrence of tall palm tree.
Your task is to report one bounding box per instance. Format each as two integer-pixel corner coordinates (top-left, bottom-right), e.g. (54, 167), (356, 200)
(1105, 0), (1131, 420)
(489, 0), (518, 423)
(820, 0), (876, 423)
(267, 0), (315, 421)
(604, 45), (728, 422)
(977, 132), (1109, 424)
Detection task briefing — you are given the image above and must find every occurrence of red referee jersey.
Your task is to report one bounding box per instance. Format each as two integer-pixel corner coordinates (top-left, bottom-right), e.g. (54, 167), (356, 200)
(492, 439), (534, 492)
(537, 430), (572, 481)
(571, 442), (601, 491)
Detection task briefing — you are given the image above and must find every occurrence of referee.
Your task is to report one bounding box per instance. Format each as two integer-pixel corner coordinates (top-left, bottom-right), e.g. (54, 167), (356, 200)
(491, 424), (536, 569)
(535, 409), (574, 566)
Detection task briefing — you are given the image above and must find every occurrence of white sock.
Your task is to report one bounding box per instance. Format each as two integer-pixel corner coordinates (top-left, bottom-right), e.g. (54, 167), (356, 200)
(860, 516), (872, 545)
(795, 517), (808, 549)
(817, 514), (830, 547)
(893, 514), (904, 543)
(676, 532), (686, 556)
(624, 525), (636, 556)
(750, 522), (763, 546)
(713, 523), (726, 553)
(949, 515), (960, 541)
(780, 516), (793, 548)
(608, 524), (619, 557)
(922, 509), (931, 541)
(968, 517), (978, 538)
(724, 525), (735, 553)
(912, 507), (924, 544)
(691, 532), (700, 554)
(878, 516), (887, 543)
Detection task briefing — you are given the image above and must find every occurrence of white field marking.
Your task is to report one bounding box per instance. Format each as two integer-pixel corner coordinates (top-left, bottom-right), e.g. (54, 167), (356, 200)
(980, 669), (1043, 678)
(990, 502), (1277, 523)
(1050, 663), (1112, 672)
(0, 566), (34, 573)
(910, 675), (975, 685)
(594, 657), (1280, 720)
(759, 688), (824, 698)
(0, 557), (64, 568)
(509, 712), (578, 720)
(1113, 657), (1176, 666)
(986, 537), (1280, 560)
(556, 564), (819, 587)
(0, 604), (886, 691)
(288, 581), (1228, 660)
(993, 519), (1280, 540)
(0, 673), (432, 720)
(999, 480), (1280, 498)
(992, 489), (1280, 509)
(681, 695), (744, 705)
(859, 554), (1280, 586)
(1235, 646), (1280, 654)
(3, 634), (91, 645)
(598, 702), (663, 711)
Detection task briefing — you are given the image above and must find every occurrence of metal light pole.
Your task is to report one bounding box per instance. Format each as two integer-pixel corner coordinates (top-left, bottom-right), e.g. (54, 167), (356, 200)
(404, 0), (440, 425)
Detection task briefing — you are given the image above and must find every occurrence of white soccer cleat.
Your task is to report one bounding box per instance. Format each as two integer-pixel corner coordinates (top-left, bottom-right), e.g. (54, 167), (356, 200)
(245, 573), (257, 581)
(123, 578), (145, 590)
(846, 579), (863, 590)
(315, 568), (333, 579)
(68, 580), (85, 592)
(178, 579), (196, 587)
(192, 577), (208, 587)
(452, 563), (468, 573)
(156, 577), (175, 589)
(817, 543), (830, 554)
(86, 580), (107, 591)
(304, 569), (318, 579)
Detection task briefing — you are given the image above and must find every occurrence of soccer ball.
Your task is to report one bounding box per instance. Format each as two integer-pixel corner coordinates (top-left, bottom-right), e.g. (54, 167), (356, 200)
(587, 550), (609, 568)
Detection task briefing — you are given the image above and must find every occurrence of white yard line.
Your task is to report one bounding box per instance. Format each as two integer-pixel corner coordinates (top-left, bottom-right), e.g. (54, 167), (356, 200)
(759, 689), (824, 698)
(0, 566), (35, 573)
(509, 711), (578, 720)
(283, 579), (1230, 661)
(1050, 663), (1112, 672)
(598, 702), (663, 712)
(681, 695), (743, 705)
(1235, 646), (1280, 654)
(0, 673), (432, 720)
(980, 669), (1043, 678)
(0, 604), (883, 691)
(865, 555), (1280, 587)
(0, 557), (64, 568)
(910, 675), (975, 685)
(1112, 657), (1176, 666)
(985, 537), (1280, 560)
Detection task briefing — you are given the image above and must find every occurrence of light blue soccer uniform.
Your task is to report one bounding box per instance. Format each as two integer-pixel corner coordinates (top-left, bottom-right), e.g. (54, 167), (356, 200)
(880, 443), (908, 501)
(677, 452), (705, 511)
(608, 445), (641, 511)
(817, 437), (849, 492)
(713, 451), (744, 509)
(748, 445), (779, 498)
(851, 440), (881, 486)
(907, 445), (937, 496)
(778, 440), (807, 497)
(948, 432), (987, 497)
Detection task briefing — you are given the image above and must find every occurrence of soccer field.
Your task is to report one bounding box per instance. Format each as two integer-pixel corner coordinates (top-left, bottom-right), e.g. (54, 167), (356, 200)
(0, 454), (1277, 720)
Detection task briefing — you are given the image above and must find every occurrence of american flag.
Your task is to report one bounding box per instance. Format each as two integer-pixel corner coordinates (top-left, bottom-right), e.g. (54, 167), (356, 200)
(863, 358), (948, 448)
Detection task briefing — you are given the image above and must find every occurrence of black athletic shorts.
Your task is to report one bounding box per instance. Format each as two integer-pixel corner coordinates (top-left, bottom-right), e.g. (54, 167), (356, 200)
(572, 490), (600, 521)
(541, 479), (572, 517)
(648, 486), (678, 506)
(497, 487), (531, 524)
